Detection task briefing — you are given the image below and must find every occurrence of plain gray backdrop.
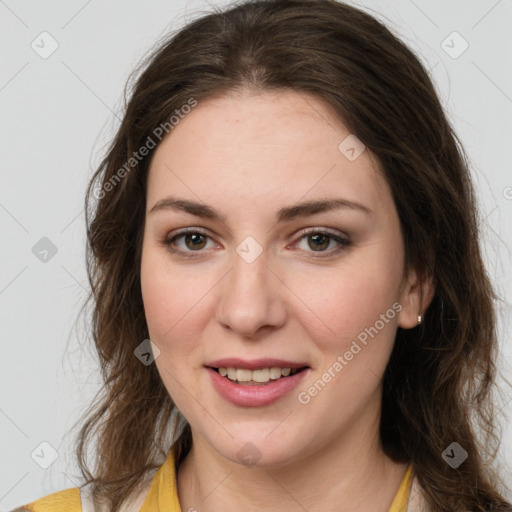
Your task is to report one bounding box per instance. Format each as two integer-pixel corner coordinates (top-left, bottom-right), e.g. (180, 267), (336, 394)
(0, 0), (511, 509)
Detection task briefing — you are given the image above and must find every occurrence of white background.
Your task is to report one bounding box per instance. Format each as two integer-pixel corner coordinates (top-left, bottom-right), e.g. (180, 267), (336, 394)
(0, 0), (511, 508)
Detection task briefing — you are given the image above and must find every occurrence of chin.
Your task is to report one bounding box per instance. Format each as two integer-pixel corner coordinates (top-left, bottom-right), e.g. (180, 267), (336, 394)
(208, 433), (306, 469)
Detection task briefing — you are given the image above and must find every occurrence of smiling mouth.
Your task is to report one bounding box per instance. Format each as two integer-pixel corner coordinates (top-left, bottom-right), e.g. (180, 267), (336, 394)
(209, 366), (309, 385)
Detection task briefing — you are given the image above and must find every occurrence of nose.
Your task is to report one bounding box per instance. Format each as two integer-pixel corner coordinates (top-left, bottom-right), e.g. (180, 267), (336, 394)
(215, 248), (287, 338)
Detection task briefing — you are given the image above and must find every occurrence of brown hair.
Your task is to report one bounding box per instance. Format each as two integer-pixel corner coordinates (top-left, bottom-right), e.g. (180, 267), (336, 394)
(76, 0), (512, 510)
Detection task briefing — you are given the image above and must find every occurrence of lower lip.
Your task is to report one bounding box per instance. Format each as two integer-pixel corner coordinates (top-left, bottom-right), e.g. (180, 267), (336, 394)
(207, 367), (310, 407)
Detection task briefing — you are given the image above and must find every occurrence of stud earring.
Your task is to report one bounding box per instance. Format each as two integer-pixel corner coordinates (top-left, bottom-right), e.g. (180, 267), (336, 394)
(417, 313), (422, 325)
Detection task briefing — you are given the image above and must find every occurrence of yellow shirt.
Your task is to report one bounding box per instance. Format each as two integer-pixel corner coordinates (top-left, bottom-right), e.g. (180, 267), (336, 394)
(17, 452), (414, 512)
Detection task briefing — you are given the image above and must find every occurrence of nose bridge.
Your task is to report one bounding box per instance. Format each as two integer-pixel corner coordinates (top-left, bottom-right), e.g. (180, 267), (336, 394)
(216, 243), (286, 336)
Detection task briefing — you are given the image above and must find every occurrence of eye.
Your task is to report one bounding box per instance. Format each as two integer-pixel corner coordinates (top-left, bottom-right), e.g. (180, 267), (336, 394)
(291, 228), (351, 257)
(161, 227), (218, 257)
(160, 227), (351, 258)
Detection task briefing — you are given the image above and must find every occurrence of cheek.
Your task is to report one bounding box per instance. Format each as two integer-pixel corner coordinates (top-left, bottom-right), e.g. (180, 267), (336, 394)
(140, 252), (209, 406)
(291, 264), (402, 417)
(140, 249), (206, 349)
(291, 257), (402, 349)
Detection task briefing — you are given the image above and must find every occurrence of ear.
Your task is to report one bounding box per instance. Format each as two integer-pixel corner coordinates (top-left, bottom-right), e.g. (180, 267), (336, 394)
(397, 267), (435, 329)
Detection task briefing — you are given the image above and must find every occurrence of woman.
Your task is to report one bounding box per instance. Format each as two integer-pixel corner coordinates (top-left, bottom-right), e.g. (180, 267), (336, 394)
(13, 0), (511, 511)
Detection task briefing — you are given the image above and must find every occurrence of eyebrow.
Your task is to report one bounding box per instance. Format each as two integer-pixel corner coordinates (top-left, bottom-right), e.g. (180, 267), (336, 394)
(148, 196), (373, 223)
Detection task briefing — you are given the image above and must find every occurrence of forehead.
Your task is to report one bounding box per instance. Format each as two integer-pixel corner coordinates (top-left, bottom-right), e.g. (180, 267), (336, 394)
(146, 90), (393, 219)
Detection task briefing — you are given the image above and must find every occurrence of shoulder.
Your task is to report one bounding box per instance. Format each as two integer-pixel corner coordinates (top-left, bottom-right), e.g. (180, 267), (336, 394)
(10, 487), (81, 512)
(10, 479), (152, 512)
(407, 474), (433, 512)
(11, 465), (157, 512)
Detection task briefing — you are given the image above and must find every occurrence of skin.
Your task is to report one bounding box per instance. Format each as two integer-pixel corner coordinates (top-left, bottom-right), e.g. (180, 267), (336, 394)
(140, 88), (434, 512)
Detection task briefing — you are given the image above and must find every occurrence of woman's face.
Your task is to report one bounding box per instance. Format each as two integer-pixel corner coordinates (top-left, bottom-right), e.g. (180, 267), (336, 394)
(140, 89), (424, 467)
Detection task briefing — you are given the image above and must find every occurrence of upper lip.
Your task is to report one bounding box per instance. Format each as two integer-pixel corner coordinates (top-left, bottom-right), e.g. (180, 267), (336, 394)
(206, 358), (310, 370)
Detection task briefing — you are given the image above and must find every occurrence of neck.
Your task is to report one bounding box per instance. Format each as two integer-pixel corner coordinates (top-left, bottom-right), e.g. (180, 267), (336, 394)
(176, 399), (408, 512)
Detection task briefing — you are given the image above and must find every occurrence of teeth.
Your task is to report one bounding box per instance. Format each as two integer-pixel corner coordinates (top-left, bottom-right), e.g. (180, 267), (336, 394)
(252, 368), (269, 382)
(217, 366), (300, 383)
(236, 369), (252, 382)
(269, 367), (282, 379)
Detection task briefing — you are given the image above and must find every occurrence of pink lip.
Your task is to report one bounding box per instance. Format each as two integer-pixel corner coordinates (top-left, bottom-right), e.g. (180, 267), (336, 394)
(206, 367), (310, 407)
(206, 358), (309, 370)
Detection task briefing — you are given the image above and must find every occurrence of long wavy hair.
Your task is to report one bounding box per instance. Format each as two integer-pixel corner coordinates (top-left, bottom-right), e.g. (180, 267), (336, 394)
(76, 0), (512, 510)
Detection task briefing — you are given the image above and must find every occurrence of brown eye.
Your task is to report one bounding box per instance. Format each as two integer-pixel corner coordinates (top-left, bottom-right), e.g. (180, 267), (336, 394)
(183, 233), (207, 250)
(307, 233), (331, 251)
(162, 228), (215, 257)
(294, 229), (351, 257)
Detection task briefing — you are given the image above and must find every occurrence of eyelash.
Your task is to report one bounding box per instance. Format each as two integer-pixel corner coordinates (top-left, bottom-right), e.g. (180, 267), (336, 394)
(160, 227), (351, 259)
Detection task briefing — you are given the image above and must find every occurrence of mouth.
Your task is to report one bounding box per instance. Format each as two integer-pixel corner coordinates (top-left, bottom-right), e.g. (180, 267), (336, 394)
(207, 366), (309, 386)
(205, 359), (312, 407)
